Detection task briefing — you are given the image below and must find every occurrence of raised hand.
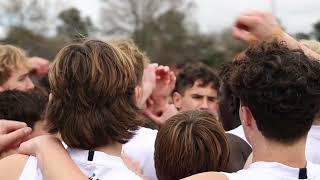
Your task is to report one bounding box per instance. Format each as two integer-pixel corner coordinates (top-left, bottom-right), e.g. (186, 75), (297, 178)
(232, 10), (283, 43)
(29, 57), (50, 76)
(144, 103), (178, 127)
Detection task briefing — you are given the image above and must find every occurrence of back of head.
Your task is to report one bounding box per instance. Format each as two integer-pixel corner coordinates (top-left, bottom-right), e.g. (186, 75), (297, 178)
(154, 110), (230, 180)
(0, 45), (32, 85)
(229, 41), (320, 144)
(0, 88), (48, 128)
(174, 63), (220, 94)
(47, 40), (142, 149)
(218, 63), (241, 131)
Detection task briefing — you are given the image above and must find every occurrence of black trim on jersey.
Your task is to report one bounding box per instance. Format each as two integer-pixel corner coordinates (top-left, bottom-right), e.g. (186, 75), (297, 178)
(88, 150), (95, 161)
(298, 168), (307, 179)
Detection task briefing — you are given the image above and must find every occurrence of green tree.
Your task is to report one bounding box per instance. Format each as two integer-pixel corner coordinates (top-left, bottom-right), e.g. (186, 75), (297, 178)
(57, 8), (93, 41)
(2, 26), (68, 60)
(295, 32), (311, 40)
(0, 0), (62, 36)
(314, 21), (320, 41)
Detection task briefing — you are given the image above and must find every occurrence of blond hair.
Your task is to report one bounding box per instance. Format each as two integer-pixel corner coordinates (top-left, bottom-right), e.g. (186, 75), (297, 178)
(0, 45), (32, 85)
(300, 39), (320, 55)
(111, 39), (150, 85)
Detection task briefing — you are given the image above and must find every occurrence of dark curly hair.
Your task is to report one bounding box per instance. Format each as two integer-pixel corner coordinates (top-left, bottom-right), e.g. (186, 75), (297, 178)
(174, 63), (220, 94)
(218, 62), (242, 131)
(0, 88), (48, 128)
(229, 41), (320, 144)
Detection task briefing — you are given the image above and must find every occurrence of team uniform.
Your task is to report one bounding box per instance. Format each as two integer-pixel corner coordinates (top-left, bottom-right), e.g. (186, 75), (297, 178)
(19, 149), (142, 180)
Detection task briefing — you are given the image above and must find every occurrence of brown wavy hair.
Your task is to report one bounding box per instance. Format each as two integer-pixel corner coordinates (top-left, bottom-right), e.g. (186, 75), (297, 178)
(154, 110), (230, 180)
(47, 40), (142, 149)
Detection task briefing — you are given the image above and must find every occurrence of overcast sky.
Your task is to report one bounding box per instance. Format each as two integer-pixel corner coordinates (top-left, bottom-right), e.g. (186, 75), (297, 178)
(73, 0), (320, 34)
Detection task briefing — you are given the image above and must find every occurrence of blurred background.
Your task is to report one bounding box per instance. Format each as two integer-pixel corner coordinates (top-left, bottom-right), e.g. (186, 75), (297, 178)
(0, 0), (319, 68)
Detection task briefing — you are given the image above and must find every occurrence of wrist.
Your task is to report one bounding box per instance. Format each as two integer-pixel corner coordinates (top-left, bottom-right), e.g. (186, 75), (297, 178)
(278, 32), (300, 49)
(35, 138), (63, 158)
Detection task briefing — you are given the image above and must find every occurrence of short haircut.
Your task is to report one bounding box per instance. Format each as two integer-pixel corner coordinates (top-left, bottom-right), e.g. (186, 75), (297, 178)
(174, 63), (220, 95)
(111, 39), (150, 85)
(0, 45), (32, 85)
(218, 63), (241, 131)
(154, 110), (230, 180)
(47, 40), (142, 149)
(0, 88), (48, 128)
(229, 41), (320, 144)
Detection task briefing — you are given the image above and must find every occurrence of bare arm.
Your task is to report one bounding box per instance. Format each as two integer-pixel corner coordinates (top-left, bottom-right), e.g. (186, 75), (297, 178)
(232, 10), (320, 60)
(19, 135), (87, 180)
(0, 154), (29, 180)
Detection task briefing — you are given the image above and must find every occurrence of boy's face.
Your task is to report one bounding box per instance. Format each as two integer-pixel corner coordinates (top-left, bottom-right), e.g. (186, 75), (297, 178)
(173, 80), (219, 116)
(0, 67), (34, 92)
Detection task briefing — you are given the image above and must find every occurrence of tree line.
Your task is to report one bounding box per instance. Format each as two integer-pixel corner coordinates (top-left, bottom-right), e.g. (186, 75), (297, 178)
(0, 0), (319, 68)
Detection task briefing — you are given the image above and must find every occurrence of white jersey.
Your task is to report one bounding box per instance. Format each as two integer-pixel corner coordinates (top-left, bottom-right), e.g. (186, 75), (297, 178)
(19, 149), (142, 180)
(224, 161), (320, 180)
(306, 125), (320, 164)
(124, 127), (158, 180)
(227, 125), (249, 145)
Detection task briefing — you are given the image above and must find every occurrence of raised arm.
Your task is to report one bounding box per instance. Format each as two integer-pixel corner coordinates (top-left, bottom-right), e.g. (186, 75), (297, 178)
(232, 10), (320, 60)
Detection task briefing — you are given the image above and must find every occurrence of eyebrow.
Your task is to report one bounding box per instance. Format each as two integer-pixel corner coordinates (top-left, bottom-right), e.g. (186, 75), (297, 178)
(208, 96), (217, 98)
(191, 94), (203, 96)
(18, 72), (29, 79)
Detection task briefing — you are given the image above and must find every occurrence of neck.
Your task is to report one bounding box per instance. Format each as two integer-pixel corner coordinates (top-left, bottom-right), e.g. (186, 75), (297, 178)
(95, 142), (122, 157)
(252, 137), (307, 168)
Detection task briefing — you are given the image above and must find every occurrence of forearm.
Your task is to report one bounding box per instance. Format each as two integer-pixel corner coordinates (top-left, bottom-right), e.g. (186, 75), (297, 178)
(36, 141), (87, 180)
(280, 33), (320, 60)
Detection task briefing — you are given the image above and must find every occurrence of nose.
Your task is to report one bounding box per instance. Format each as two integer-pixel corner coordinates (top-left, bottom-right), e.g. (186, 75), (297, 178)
(26, 77), (34, 90)
(199, 99), (209, 111)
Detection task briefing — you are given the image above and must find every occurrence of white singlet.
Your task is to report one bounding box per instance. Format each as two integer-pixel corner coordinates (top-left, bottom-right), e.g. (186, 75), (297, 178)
(19, 149), (142, 180)
(224, 161), (320, 180)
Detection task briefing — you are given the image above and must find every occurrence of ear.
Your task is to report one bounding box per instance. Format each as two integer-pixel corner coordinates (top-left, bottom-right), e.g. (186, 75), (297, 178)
(239, 106), (254, 128)
(49, 93), (53, 103)
(135, 86), (143, 107)
(172, 92), (182, 109)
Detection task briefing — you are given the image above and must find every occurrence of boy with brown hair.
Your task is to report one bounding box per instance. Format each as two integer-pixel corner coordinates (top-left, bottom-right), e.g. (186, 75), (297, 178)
(0, 40), (143, 179)
(155, 110), (230, 180)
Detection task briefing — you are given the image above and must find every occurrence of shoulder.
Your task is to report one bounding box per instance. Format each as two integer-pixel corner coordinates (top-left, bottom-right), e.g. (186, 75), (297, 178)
(226, 133), (251, 154)
(0, 154), (29, 180)
(181, 172), (228, 180)
(124, 127), (157, 149)
(307, 161), (320, 177)
(136, 127), (158, 137)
